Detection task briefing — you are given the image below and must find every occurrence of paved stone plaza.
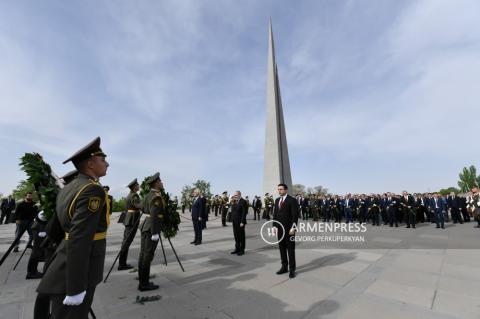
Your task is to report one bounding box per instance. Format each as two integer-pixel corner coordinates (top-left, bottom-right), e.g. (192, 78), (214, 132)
(1, 212), (479, 319)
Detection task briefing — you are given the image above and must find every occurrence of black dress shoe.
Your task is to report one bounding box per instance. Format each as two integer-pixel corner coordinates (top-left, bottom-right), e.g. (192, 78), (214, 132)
(26, 272), (43, 280)
(289, 272), (296, 279)
(138, 283), (159, 291)
(13, 247), (19, 253)
(118, 264), (134, 271)
(276, 268), (288, 275)
(237, 251), (244, 256)
(194, 242), (201, 245)
(230, 250), (239, 254)
(190, 241), (196, 244)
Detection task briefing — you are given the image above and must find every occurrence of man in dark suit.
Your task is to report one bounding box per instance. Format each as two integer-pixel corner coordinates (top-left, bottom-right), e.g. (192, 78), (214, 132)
(432, 193), (446, 229)
(414, 194), (427, 223)
(191, 189), (206, 245)
(386, 193), (399, 227)
(321, 196), (331, 222)
(400, 191), (416, 228)
(300, 195), (309, 220)
(331, 195), (342, 222)
(230, 191), (247, 256)
(252, 196), (262, 221)
(273, 183), (299, 279)
(447, 192), (463, 224)
(343, 194), (354, 223)
(380, 194), (389, 225)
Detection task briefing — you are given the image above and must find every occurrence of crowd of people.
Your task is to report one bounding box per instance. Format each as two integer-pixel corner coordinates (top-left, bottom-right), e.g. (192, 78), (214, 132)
(179, 189), (480, 230)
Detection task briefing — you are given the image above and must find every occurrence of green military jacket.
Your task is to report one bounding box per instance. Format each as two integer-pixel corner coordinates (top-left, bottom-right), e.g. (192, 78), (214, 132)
(470, 193), (480, 215)
(140, 189), (165, 235)
(124, 192), (142, 226)
(264, 196), (273, 209)
(221, 195), (229, 209)
(37, 173), (110, 295)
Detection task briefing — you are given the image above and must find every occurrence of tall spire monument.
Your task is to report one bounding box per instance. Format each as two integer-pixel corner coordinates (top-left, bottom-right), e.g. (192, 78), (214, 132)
(263, 19), (292, 196)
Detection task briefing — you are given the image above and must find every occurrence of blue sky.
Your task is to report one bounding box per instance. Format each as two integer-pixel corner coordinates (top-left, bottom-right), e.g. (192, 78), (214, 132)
(0, 0), (479, 199)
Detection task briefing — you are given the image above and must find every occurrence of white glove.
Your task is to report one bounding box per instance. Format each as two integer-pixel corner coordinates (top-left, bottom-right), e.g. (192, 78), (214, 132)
(38, 232), (47, 238)
(38, 211), (47, 222)
(151, 234), (160, 241)
(63, 291), (86, 306)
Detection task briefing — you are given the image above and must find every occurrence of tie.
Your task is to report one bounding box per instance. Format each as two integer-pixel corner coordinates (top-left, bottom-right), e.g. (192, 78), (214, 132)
(280, 197), (284, 208)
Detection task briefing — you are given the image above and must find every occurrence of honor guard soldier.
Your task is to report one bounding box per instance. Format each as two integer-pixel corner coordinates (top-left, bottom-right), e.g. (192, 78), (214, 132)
(37, 137), (110, 319)
(26, 210), (48, 279)
(103, 186), (113, 215)
(137, 172), (165, 291)
(181, 197), (186, 214)
(118, 178), (142, 270)
(221, 191), (229, 226)
(212, 195), (219, 216)
(33, 170), (79, 319)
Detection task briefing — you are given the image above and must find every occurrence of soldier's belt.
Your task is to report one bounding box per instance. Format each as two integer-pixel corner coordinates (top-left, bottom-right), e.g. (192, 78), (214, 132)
(64, 231), (107, 241)
(127, 209), (139, 213)
(144, 214), (164, 218)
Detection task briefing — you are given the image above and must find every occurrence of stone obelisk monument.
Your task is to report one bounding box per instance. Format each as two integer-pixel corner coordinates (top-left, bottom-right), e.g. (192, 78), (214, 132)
(263, 19), (292, 196)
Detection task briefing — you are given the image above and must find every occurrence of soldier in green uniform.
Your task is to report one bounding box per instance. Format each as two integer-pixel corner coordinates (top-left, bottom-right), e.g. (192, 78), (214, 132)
(118, 178), (142, 271)
(137, 172), (165, 291)
(264, 193), (273, 220)
(221, 191), (229, 226)
(33, 170), (78, 319)
(213, 195), (219, 216)
(36, 137), (109, 319)
(103, 186), (113, 215)
(181, 197), (186, 214)
(203, 195), (211, 229)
